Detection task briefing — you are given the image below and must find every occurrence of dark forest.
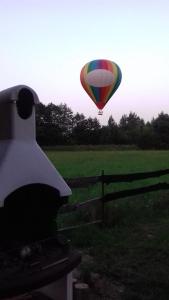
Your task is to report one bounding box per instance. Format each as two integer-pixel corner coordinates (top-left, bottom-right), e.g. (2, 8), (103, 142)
(36, 102), (169, 149)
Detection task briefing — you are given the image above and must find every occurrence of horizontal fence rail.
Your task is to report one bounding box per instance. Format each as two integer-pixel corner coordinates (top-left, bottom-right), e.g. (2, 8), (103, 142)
(65, 176), (100, 188)
(65, 169), (169, 188)
(60, 197), (101, 214)
(103, 182), (169, 203)
(60, 169), (169, 230)
(60, 182), (169, 214)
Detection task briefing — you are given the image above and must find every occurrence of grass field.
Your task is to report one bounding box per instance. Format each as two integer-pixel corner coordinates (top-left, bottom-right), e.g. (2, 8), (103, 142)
(46, 150), (169, 300)
(47, 150), (169, 202)
(47, 150), (169, 177)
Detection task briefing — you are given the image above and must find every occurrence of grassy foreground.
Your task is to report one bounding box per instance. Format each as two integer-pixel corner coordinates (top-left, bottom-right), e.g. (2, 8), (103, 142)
(47, 150), (169, 202)
(47, 150), (169, 299)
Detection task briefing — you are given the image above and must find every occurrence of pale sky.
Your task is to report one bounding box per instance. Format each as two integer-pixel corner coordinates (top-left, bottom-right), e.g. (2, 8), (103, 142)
(0, 0), (169, 124)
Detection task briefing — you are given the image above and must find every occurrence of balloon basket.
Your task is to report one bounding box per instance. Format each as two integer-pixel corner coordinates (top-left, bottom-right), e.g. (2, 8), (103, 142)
(98, 110), (103, 116)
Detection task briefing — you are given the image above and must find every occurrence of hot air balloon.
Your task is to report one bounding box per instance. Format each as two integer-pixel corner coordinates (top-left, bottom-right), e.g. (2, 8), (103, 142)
(80, 59), (122, 115)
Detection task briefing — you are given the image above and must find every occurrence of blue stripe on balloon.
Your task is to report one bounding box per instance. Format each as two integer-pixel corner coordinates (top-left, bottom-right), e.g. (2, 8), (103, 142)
(88, 60), (100, 72)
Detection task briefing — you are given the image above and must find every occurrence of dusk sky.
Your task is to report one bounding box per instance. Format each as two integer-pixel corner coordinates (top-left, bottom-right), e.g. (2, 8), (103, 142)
(0, 0), (169, 124)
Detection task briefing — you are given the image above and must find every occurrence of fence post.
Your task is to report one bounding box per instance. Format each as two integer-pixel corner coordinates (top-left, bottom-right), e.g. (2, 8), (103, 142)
(101, 170), (105, 224)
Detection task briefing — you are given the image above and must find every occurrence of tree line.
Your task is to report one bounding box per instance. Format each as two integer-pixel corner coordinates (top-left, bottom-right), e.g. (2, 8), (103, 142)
(36, 102), (169, 149)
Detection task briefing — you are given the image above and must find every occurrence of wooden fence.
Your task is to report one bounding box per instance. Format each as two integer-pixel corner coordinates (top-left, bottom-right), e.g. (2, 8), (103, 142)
(58, 169), (169, 231)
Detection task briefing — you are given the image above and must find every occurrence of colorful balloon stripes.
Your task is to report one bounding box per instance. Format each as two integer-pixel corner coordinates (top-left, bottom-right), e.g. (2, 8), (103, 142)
(80, 59), (122, 110)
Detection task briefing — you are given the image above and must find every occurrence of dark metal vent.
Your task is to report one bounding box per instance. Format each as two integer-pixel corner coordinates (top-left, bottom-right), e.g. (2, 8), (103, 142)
(17, 88), (34, 119)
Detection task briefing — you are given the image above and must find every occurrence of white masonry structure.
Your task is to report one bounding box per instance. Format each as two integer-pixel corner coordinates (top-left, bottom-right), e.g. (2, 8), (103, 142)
(0, 85), (71, 207)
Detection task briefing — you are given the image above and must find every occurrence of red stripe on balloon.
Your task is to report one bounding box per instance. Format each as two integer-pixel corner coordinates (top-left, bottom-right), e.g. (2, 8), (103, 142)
(100, 86), (111, 102)
(101, 60), (107, 69)
(96, 101), (105, 109)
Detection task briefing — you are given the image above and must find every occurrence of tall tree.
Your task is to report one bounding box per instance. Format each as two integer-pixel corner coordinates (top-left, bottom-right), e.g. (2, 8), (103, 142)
(100, 116), (119, 144)
(107, 116), (119, 144)
(72, 113), (88, 144)
(151, 112), (169, 148)
(85, 117), (101, 144)
(119, 112), (144, 145)
(36, 102), (73, 145)
(138, 122), (157, 149)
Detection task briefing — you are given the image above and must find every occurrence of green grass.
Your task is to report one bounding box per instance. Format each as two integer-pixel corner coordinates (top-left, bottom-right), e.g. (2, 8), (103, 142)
(47, 150), (169, 177)
(47, 150), (169, 202)
(46, 150), (169, 299)
(68, 203), (169, 300)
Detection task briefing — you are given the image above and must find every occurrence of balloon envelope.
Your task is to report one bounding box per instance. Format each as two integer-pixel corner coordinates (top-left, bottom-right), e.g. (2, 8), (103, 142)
(80, 59), (122, 110)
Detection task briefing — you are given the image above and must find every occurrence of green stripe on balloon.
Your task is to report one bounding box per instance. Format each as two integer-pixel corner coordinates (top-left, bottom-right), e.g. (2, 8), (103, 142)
(90, 86), (100, 102)
(107, 64), (122, 100)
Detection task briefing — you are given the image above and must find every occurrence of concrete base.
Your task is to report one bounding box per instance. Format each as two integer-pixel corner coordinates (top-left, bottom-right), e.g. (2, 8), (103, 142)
(38, 272), (73, 300)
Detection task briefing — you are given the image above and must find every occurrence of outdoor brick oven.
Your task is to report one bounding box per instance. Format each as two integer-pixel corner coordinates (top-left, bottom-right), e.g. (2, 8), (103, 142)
(0, 85), (80, 300)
